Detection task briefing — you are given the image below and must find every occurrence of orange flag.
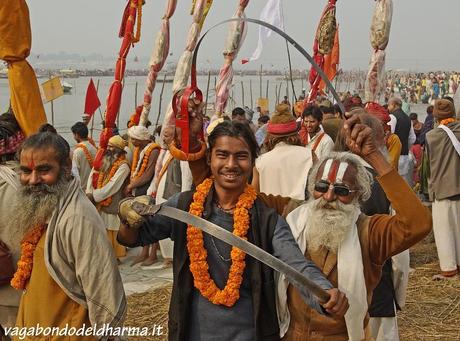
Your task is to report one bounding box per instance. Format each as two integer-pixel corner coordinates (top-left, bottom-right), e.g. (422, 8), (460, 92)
(319, 25), (340, 93)
(0, 0), (47, 136)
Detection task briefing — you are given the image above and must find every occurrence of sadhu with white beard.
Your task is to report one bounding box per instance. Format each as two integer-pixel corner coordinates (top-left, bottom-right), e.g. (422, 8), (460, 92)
(10, 132), (126, 338)
(86, 135), (131, 260)
(186, 114), (432, 340)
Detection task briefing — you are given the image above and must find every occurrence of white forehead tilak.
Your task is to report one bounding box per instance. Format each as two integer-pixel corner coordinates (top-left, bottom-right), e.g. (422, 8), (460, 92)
(335, 162), (350, 183)
(321, 159), (334, 181)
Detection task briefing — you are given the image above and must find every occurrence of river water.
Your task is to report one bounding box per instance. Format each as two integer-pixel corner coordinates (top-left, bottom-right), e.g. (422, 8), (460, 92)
(0, 75), (428, 145)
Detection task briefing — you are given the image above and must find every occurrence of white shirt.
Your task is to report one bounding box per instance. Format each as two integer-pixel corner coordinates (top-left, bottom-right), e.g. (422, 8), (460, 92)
(255, 142), (313, 200)
(86, 163), (130, 231)
(388, 114), (416, 147)
(155, 151), (193, 204)
(72, 141), (97, 190)
(305, 131), (334, 160)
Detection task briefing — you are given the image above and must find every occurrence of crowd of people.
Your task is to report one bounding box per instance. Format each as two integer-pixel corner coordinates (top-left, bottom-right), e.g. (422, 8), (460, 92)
(0, 84), (459, 340)
(383, 71), (459, 105)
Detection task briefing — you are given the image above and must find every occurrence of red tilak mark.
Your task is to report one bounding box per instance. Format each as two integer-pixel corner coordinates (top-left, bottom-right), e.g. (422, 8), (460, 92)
(28, 159), (35, 170)
(327, 160), (340, 184)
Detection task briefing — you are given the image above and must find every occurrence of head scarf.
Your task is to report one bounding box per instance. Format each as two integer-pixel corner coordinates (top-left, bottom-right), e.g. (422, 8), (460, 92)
(128, 125), (151, 141)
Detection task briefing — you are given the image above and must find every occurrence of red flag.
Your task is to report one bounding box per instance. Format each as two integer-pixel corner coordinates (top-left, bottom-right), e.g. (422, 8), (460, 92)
(319, 25), (340, 92)
(84, 78), (101, 117)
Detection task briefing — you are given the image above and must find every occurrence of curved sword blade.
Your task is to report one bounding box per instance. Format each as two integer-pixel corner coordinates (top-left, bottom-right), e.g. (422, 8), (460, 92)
(131, 202), (330, 303)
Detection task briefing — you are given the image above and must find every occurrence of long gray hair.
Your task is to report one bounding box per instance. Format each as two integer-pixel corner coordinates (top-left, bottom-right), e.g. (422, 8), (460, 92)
(307, 152), (373, 202)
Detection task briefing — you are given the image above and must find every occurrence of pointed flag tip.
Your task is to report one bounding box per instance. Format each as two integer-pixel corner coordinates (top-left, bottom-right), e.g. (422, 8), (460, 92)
(241, 59), (249, 65)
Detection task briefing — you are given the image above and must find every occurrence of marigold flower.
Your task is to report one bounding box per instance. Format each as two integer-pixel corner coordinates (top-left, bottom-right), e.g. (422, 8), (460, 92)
(186, 178), (257, 307)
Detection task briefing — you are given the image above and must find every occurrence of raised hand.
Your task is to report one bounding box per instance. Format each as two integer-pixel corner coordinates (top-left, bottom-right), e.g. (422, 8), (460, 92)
(173, 96), (204, 151)
(342, 114), (378, 158)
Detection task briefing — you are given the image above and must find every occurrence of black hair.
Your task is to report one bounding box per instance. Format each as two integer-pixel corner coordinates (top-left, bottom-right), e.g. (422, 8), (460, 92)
(409, 113), (418, 120)
(443, 96), (454, 104)
(231, 107), (246, 117)
(208, 121), (259, 162)
(302, 105), (323, 121)
(38, 123), (57, 134)
(319, 105), (334, 115)
(21, 132), (71, 167)
(257, 115), (270, 124)
(71, 122), (89, 138)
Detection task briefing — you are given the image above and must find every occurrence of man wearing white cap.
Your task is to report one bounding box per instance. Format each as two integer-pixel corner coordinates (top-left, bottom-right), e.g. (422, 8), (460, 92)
(127, 125), (161, 266)
(86, 135), (130, 260)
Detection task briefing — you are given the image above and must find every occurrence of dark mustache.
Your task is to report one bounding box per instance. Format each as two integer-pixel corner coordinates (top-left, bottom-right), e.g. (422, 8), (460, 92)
(24, 183), (58, 195)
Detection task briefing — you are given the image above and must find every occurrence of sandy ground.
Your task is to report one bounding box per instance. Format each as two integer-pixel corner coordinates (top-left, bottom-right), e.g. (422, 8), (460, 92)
(121, 233), (460, 340)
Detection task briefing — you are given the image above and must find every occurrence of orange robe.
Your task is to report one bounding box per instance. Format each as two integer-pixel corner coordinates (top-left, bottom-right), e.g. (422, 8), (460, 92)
(0, 0), (47, 136)
(15, 233), (95, 341)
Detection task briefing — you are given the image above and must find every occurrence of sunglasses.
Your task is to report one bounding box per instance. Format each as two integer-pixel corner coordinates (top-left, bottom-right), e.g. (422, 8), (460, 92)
(314, 180), (358, 197)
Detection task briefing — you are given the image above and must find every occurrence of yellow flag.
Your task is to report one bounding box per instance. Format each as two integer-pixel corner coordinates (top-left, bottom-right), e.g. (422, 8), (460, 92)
(41, 77), (64, 103)
(257, 98), (269, 113)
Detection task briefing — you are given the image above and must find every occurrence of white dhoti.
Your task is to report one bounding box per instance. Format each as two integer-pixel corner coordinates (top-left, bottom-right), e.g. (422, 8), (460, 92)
(369, 313), (399, 341)
(432, 199), (460, 274)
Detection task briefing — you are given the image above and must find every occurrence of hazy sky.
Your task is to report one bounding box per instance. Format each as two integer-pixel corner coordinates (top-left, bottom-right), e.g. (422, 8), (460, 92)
(27, 0), (460, 71)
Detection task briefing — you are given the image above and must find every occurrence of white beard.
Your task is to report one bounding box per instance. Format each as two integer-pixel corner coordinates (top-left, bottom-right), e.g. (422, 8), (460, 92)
(305, 197), (360, 254)
(101, 153), (117, 173)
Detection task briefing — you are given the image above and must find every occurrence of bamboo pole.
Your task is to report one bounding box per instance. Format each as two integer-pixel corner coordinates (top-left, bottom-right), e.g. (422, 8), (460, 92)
(250, 79), (253, 108)
(277, 82), (282, 104)
(155, 73), (167, 129)
(48, 73), (55, 126)
(266, 79), (269, 99)
(204, 71), (211, 117)
(134, 81), (138, 107)
(241, 81), (245, 107)
(95, 79), (104, 124)
(285, 39), (297, 102)
(259, 65), (263, 99)
(274, 84), (278, 105)
(285, 73), (289, 99)
(117, 79), (124, 129)
(51, 100), (54, 126)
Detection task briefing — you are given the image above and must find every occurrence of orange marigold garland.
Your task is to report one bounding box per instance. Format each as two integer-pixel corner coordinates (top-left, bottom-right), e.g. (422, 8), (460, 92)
(168, 140), (207, 161)
(11, 225), (46, 290)
(440, 117), (456, 126)
(76, 143), (94, 167)
(187, 178), (257, 307)
(96, 155), (128, 207)
(131, 143), (159, 179)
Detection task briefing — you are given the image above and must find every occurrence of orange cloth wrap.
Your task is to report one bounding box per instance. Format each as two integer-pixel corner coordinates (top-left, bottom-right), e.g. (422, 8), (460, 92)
(0, 0), (47, 136)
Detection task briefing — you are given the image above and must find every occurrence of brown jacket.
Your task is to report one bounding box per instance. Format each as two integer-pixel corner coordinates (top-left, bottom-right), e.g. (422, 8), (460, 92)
(281, 170), (431, 340)
(425, 121), (460, 200)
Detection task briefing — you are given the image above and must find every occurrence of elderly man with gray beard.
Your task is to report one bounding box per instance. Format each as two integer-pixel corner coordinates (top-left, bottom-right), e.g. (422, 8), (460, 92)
(86, 135), (130, 261)
(10, 132), (126, 340)
(276, 115), (432, 340)
(185, 110), (432, 341)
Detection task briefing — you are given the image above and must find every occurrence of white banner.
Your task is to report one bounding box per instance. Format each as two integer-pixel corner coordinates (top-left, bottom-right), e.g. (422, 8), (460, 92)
(244, 0), (284, 63)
